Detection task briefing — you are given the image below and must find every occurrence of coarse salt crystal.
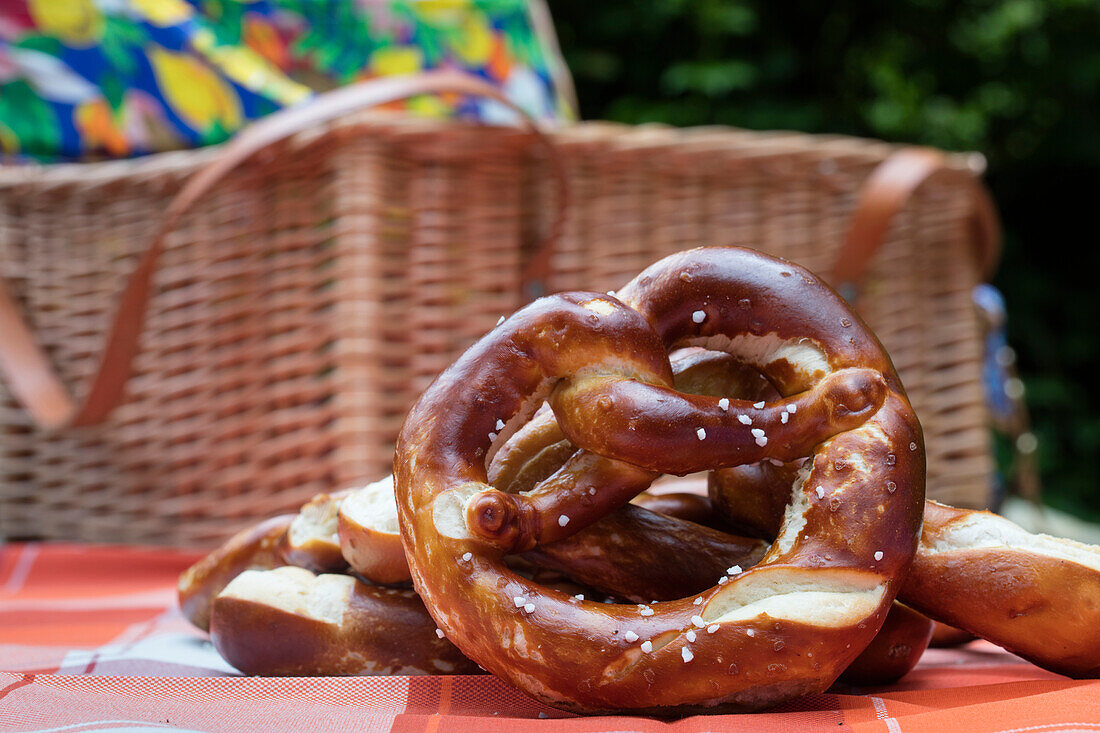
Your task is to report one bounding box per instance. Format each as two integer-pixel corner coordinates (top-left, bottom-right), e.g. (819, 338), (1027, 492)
(815, 486), (825, 499)
(781, 412), (789, 424)
(738, 414), (752, 425)
(754, 401), (766, 409)
(488, 432), (497, 441)
(874, 551), (884, 561)
(751, 428), (765, 438)
(682, 647), (694, 663)
(747, 629), (755, 637)
(692, 310), (706, 323)
(436, 628), (445, 638)
(495, 419), (505, 430)
(524, 603), (535, 613)
(693, 597), (703, 605)
(718, 576), (729, 585)
(718, 398), (730, 411)
(787, 404), (797, 413)
(641, 641), (653, 653)
(558, 515), (570, 527)
(755, 436), (768, 447)
(624, 630), (639, 642)
(727, 565), (742, 575)
(707, 624), (719, 634)
(461, 552), (472, 562)
(513, 596), (526, 607)
(574, 594), (584, 601)
(639, 606), (654, 617)
(686, 631), (697, 642)
(691, 615), (706, 628)
(496, 315), (505, 325)
(696, 427), (707, 440)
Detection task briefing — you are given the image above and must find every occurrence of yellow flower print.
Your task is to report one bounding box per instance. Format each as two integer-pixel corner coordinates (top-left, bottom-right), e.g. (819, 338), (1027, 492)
(148, 46), (242, 133)
(205, 45), (310, 106)
(27, 0), (103, 46)
(454, 12), (492, 66)
(408, 94), (450, 118)
(369, 46), (423, 77)
(0, 123), (19, 155)
(414, 0), (470, 26)
(130, 0), (193, 27)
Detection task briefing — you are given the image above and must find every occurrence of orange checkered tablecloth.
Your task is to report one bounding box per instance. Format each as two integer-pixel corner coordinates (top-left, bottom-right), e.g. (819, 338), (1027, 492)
(2, 542), (1098, 733)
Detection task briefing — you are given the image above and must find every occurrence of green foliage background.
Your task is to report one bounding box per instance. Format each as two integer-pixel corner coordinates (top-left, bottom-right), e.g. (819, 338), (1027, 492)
(552, 0), (1100, 520)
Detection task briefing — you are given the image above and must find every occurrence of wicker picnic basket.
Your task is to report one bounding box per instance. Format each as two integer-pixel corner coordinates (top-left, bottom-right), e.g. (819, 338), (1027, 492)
(0, 73), (1000, 548)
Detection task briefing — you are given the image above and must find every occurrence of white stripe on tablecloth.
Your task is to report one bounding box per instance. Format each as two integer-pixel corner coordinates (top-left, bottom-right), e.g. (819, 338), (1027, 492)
(10, 720), (184, 733)
(2, 543), (40, 594)
(871, 695), (902, 733)
(58, 610), (238, 677)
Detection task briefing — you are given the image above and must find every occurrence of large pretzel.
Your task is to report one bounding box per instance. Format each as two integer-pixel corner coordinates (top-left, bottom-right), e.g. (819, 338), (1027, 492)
(491, 352), (932, 687)
(394, 246), (924, 713)
(185, 246), (1098, 696)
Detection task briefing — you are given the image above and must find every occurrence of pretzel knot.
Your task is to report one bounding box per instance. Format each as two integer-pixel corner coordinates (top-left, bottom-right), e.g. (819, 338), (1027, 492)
(394, 247), (925, 713)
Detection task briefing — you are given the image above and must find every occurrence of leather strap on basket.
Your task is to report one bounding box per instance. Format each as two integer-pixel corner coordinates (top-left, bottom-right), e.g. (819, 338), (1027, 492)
(0, 70), (567, 430)
(833, 147), (1001, 304)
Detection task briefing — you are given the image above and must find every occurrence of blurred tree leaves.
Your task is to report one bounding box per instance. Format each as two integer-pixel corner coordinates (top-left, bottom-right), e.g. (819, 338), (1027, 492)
(553, 0), (1100, 520)
(661, 60), (758, 97)
(556, 0), (1100, 165)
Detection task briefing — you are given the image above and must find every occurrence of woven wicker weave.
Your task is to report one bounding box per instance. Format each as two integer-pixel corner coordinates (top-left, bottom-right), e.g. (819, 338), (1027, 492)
(0, 115), (996, 547)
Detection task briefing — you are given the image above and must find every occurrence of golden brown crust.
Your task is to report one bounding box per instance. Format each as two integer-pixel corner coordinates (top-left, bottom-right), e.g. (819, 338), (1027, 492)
(551, 366), (889, 476)
(666, 348), (775, 403)
(177, 514), (294, 632)
(337, 476), (412, 586)
(929, 621), (976, 648)
(210, 567), (481, 676)
(522, 503), (768, 603)
(838, 602), (933, 686)
(395, 247), (924, 713)
(282, 489), (352, 573)
(709, 461), (798, 540)
(487, 404), (575, 494)
(899, 501), (1100, 678)
(630, 491), (719, 529)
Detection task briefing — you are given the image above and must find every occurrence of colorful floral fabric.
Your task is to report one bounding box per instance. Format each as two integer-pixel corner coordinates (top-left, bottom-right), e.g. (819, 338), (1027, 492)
(0, 0), (574, 160)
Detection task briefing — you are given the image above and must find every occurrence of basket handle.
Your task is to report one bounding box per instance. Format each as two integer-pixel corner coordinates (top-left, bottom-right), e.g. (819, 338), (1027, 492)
(832, 147), (1002, 303)
(0, 70), (568, 429)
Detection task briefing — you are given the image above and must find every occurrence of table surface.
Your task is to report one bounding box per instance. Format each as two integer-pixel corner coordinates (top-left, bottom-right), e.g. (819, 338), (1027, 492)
(2, 542), (1098, 733)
